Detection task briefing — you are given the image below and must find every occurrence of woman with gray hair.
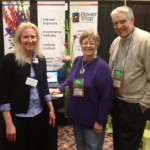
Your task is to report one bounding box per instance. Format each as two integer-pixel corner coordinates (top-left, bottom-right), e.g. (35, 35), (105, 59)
(52, 28), (114, 150)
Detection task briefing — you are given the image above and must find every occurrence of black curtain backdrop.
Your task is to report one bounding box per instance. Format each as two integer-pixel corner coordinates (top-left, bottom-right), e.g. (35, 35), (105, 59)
(97, 1), (150, 62)
(0, 1), (150, 62)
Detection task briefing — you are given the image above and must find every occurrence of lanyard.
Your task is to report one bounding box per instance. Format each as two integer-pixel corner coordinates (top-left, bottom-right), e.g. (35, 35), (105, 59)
(114, 33), (133, 71)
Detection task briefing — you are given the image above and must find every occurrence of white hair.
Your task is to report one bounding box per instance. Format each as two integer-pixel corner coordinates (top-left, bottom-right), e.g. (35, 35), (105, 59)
(111, 6), (134, 20)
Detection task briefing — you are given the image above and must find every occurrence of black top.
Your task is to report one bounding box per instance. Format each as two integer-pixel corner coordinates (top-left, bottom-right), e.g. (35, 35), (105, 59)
(0, 53), (49, 113)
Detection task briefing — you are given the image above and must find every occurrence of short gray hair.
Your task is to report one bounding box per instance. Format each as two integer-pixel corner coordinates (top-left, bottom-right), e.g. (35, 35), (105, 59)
(111, 6), (134, 20)
(79, 28), (100, 47)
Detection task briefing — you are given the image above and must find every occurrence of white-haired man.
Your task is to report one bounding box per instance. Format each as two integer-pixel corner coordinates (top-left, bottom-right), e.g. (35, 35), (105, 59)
(109, 6), (150, 150)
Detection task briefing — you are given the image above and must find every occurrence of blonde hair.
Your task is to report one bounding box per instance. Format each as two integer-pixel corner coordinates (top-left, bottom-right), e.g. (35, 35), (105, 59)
(79, 28), (100, 47)
(14, 22), (43, 66)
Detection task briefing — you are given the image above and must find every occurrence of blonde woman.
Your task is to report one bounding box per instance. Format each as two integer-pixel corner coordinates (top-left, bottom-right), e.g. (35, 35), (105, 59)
(0, 22), (55, 150)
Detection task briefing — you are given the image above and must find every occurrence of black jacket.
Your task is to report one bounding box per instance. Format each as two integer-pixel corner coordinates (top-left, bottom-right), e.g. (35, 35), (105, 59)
(0, 53), (49, 113)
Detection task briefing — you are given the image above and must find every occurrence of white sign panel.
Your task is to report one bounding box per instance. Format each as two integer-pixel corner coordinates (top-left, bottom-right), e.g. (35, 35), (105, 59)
(37, 1), (65, 71)
(70, 1), (98, 58)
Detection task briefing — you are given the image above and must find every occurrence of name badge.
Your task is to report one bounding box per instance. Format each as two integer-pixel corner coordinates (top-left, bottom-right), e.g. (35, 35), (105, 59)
(33, 58), (39, 64)
(73, 78), (84, 97)
(114, 69), (123, 79)
(113, 69), (124, 89)
(113, 79), (121, 88)
(25, 77), (38, 87)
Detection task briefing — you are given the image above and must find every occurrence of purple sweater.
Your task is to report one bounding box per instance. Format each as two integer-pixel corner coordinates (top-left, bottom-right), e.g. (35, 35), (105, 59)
(58, 56), (114, 129)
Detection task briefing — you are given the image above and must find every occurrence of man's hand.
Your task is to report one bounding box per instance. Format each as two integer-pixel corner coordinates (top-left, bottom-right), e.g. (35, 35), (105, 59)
(140, 104), (148, 113)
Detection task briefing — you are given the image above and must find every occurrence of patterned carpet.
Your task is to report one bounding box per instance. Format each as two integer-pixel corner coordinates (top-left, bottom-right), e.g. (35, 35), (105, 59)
(58, 125), (77, 150)
(58, 125), (145, 150)
(58, 125), (114, 150)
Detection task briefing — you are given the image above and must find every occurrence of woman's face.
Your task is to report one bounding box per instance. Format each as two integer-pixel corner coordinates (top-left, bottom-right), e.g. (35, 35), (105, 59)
(81, 37), (97, 59)
(20, 28), (37, 55)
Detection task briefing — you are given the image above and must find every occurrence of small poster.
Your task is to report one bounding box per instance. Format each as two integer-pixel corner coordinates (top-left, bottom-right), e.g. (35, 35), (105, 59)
(70, 1), (98, 58)
(2, 1), (30, 54)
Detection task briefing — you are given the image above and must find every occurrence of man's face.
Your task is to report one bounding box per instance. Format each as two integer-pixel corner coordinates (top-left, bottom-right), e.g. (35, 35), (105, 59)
(112, 12), (134, 38)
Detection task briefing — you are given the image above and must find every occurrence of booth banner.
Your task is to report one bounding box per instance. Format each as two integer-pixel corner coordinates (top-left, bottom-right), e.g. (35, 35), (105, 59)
(70, 1), (98, 59)
(37, 1), (65, 71)
(2, 1), (30, 55)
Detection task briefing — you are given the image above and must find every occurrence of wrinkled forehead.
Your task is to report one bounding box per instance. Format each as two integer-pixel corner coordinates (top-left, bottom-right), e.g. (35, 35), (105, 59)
(112, 12), (128, 22)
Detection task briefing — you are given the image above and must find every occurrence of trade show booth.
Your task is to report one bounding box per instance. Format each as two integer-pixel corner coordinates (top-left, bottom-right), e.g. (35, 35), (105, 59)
(0, 1), (150, 150)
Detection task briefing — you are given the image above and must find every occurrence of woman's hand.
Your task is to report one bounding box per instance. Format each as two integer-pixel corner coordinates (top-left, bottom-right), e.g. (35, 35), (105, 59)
(49, 110), (56, 127)
(6, 123), (16, 142)
(50, 88), (61, 95)
(2, 111), (16, 142)
(47, 100), (56, 127)
(93, 122), (103, 134)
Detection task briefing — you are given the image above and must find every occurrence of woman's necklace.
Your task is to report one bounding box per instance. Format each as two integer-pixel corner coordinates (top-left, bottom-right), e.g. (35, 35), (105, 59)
(79, 56), (96, 74)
